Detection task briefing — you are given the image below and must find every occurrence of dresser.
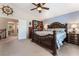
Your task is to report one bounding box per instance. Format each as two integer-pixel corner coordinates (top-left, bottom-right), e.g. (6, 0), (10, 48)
(68, 32), (79, 45)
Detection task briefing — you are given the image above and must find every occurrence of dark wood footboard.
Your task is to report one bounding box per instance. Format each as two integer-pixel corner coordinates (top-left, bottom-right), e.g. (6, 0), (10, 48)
(32, 31), (57, 56)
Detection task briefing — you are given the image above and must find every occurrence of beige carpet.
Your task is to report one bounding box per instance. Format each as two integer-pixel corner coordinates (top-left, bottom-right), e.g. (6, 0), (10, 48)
(0, 36), (79, 56)
(0, 36), (52, 56)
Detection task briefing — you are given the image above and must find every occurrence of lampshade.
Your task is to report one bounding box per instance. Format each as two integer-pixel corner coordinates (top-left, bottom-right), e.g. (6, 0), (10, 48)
(44, 24), (48, 30)
(71, 24), (77, 28)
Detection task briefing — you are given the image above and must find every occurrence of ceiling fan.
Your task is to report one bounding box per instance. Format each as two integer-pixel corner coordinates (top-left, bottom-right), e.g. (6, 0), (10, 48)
(30, 3), (49, 13)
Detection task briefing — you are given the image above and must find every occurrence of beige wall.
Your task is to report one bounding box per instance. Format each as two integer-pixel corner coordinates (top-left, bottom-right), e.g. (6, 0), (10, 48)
(0, 19), (7, 29)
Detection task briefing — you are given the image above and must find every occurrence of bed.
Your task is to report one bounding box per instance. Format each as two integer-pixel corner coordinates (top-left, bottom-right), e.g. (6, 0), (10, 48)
(32, 22), (67, 56)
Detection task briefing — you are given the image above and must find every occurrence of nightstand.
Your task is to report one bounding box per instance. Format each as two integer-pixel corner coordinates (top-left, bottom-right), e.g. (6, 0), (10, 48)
(68, 32), (79, 45)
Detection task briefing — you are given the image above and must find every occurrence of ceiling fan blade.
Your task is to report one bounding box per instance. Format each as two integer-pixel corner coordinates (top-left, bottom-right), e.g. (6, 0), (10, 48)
(37, 3), (41, 7)
(39, 10), (42, 13)
(30, 8), (37, 11)
(42, 7), (49, 10)
(32, 3), (37, 6)
(42, 3), (45, 5)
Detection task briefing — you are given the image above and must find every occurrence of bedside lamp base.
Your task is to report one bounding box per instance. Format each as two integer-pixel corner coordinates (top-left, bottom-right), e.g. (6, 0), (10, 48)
(72, 28), (76, 34)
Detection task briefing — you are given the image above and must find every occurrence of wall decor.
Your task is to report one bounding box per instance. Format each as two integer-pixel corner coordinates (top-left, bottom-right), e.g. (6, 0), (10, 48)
(32, 20), (43, 31)
(33, 20), (39, 29)
(2, 5), (13, 15)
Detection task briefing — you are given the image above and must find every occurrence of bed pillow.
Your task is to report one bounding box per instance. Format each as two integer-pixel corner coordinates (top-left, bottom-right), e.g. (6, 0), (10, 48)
(48, 28), (65, 31)
(47, 29), (55, 31)
(55, 28), (65, 33)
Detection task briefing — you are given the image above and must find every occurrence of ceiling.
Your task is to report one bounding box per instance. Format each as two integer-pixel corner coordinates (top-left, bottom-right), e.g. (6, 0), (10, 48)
(1, 3), (79, 20)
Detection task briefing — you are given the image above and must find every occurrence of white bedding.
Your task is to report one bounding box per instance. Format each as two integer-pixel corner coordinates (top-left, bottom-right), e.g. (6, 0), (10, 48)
(56, 31), (66, 48)
(35, 30), (66, 48)
(35, 31), (53, 36)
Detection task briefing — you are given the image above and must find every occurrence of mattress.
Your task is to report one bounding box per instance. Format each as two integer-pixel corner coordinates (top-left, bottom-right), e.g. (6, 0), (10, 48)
(35, 31), (53, 36)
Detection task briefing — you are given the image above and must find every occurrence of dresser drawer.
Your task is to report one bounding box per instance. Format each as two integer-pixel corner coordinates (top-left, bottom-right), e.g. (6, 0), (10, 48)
(68, 33), (79, 45)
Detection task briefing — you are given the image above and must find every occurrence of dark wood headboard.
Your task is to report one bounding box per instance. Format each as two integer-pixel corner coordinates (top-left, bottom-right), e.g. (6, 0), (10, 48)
(48, 22), (67, 28)
(48, 22), (68, 42)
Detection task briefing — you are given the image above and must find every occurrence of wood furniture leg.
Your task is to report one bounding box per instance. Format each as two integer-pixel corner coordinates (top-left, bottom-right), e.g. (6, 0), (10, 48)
(51, 31), (57, 56)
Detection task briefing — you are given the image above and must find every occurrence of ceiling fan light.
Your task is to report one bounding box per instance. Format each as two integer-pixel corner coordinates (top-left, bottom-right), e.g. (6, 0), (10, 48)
(37, 7), (42, 11)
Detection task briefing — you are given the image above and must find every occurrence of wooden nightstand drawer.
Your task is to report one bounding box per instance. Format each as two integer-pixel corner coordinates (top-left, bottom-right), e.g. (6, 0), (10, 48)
(68, 33), (79, 45)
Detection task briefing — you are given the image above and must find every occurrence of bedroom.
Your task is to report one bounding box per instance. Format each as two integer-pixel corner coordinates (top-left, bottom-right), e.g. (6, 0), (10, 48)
(0, 3), (79, 56)
(28, 3), (79, 56)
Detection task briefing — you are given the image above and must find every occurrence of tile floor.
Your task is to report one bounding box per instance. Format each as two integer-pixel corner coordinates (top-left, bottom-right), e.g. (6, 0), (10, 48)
(0, 36), (79, 56)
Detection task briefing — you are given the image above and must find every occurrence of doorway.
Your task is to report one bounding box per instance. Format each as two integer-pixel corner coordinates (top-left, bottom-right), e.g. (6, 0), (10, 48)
(0, 17), (18, 40)
(0, 17), (18, 44)
(7, 20), (18, 37)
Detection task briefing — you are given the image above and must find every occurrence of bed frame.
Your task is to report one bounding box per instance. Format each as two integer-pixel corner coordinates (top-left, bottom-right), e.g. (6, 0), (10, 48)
(32, 22), (67, 56)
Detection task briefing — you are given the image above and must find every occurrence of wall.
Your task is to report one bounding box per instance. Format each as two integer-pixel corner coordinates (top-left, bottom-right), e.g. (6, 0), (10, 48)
(18, 20), (28, 40)
(0, 19), (7, 29)
(43, 11), (79, 25)
(43, 11), (79, 33)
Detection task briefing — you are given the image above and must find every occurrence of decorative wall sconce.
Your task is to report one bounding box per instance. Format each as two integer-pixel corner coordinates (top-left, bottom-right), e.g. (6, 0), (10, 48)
(44, 24), (48, 30)
(29, 22), (32, 27)
(0, 5), (13, 15)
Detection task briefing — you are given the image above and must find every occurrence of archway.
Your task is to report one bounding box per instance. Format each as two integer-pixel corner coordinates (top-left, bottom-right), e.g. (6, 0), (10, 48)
(0, 17), (18, 40)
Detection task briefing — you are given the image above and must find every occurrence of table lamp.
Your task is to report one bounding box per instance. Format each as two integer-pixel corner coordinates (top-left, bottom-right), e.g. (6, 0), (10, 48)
(44, 24), (48, 30)
(71, 24), (77, 33)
